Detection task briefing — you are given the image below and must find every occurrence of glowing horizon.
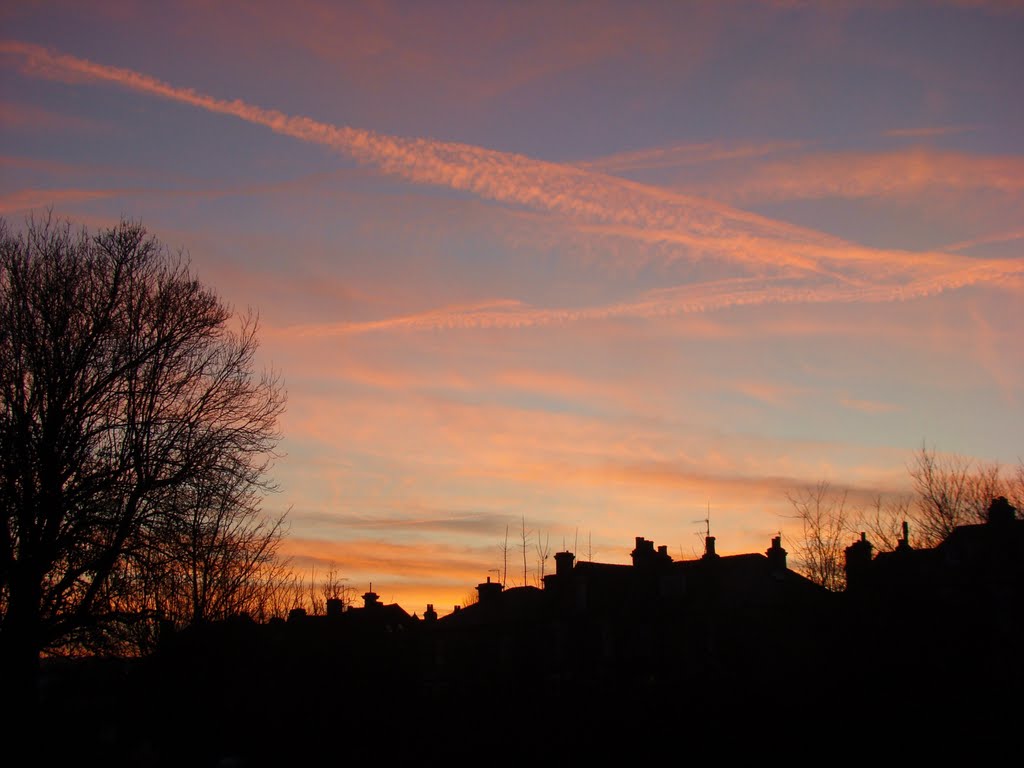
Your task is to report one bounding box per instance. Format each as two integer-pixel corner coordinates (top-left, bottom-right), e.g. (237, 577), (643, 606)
(1, 1), (1021, 616)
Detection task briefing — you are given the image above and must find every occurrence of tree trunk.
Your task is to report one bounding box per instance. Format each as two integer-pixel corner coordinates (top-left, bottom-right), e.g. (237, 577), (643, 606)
(2, 565), (44, 703)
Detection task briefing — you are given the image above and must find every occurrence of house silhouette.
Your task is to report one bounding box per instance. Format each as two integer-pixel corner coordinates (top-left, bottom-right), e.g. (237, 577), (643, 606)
(41, 497), (1024, 764)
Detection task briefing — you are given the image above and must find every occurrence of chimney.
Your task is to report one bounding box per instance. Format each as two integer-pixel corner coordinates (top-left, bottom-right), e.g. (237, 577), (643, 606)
(477, 575), (503, 604)
(766, 536), (787, 573)
(703, 536), (718, 559)
(844, 532), (874, 591)
(554, 551), (575, 577)
(896, 521), (911, 552)
(987, 496), (1017, 526)
(287, 607), (307, 623)
(631, 537), (656, 566)
(424, 604), (437, 623)
(326, 598), (344, 617)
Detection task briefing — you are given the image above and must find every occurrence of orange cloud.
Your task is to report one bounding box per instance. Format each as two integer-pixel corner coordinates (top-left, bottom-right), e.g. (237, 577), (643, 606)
(730, 380), (806, 407)
(278, 535), (494, 614)
(281, 536), (489, 582)
(278, 388), (914, 497)
(267, 380), (933, 609)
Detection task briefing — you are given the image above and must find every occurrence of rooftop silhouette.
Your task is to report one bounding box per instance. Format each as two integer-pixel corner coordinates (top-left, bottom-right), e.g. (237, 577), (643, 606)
(32, 496), (1024, 764)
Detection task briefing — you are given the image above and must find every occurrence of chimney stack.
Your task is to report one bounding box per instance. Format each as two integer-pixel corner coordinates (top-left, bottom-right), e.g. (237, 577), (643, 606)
(477, 575), (503, 604)
(896, 521), (911, 552)
(766, 536), (787, 573)
(844, 532), (874, 591)
(554, 551), (575, 577)
(703, 536), (718, 559)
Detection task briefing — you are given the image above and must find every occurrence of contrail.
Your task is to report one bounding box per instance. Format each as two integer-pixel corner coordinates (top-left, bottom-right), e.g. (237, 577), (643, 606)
(2, 40), (829, 257)
(3, 39), (1021, 330)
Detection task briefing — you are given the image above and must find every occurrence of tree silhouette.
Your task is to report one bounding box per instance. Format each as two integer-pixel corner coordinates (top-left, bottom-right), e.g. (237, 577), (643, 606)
(784, 446), (1024, 589)
(0, 215), (285, 691)
(908, 443), (1012, 546)
(784, 480), (850, 591)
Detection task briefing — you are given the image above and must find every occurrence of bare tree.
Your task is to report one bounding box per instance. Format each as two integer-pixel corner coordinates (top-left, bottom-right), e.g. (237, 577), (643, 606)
(785, 447), (1023, 592)
(113, 474), (290, 637)
(534, 529), (550, 586)
(306, 566), (325, 617)
(784, 481), (852, 591)
(1009, 462), (1024, 513)
(855, 494), (911, 552)
(498, 524), (510, 587)
(908, 444), (1006, 546)
(520, 515), (531, 588)
(320, 564), (354, 610)
(0, 216), (285, 686)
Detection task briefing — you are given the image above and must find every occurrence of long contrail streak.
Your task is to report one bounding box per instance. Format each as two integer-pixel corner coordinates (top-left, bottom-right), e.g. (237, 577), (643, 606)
(3, 39), (1021, 331)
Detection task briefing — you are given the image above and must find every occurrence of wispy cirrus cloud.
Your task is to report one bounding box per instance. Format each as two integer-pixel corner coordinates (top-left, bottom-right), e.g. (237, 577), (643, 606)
(883, 124), (980, 138)
(0, 99), (109, 134)
(707, 148), (1024, 203)
(0, 187), (124, 214)
(270, 265), (1017, 335)
(578, 139), (807, 174)
(289, 508), (513, 538)
(280, 388), (913, 492)
(839, 396), (901, 414)
(0, 41), (830, 248)
(3, 39), (1021, 332)
(943, 229), (1024, 252)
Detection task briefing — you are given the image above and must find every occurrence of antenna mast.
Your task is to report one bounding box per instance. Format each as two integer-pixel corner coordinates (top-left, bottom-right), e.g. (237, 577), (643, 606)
(692, 502), (711, 537)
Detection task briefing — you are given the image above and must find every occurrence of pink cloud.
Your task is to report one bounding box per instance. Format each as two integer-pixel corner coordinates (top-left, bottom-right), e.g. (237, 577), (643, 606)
(0, 100), (109, 134)
(708, 148), (1024, 203)
(0, 187), (122, 214)
(164, 0), (721, 105)
(943, 229), (1024, 252)
(730, 380), (806, 407)
(838, 397), (902, 414)
(579, 139), (807, 174)
(883, 124), (979, 138)
(269, 263), (1021, 336)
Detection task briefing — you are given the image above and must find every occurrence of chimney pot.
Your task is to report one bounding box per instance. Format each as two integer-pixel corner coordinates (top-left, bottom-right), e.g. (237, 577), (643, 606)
(704, 536), (717, 558)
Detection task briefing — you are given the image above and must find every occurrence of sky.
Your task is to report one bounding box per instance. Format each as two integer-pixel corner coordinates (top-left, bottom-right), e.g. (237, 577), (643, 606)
(1, 0), (1022, 615)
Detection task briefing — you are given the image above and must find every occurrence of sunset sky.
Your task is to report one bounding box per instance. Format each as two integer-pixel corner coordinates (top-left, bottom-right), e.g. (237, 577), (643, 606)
(2, 1), (1022, 615)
